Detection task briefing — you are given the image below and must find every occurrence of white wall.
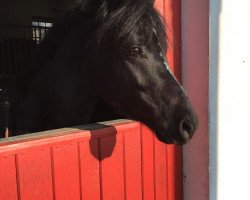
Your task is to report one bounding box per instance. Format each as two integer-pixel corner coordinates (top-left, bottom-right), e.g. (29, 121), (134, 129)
(182, 0), (209, 199)
(183, 0), (250, 199)
(209, 0), (250, 199)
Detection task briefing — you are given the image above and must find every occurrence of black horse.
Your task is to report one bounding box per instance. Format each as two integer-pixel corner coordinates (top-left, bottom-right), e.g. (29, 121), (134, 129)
(0, 0), (198, 145)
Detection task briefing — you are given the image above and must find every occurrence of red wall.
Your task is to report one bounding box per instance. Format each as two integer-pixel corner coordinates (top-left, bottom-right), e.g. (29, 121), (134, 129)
(181, 0), (209, 199)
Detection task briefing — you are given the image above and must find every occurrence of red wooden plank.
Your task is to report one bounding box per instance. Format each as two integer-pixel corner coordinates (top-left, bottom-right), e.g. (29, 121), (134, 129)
(0, 120), (137, 156)
(123, 126), (142, 200)
(155, 0), (164, 16)
(0, 155), (18, 200)
(154, 137), (168, 200)
(163, 0), (182, 80)
(17, 148), (53, 200)
(167, 145), (183, 200)
(79, 140), (100, 200)
(52, 143), (80, 200)
(100, 134), (125, 200)
(141, 124), (155, 200)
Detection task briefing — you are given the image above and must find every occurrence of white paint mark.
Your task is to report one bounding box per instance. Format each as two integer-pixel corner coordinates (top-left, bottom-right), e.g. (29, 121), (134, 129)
(154, 28), (187, 95)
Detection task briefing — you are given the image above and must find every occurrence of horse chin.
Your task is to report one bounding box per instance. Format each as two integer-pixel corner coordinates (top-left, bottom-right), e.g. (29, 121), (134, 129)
(155, 132), (188, 145)
(155, 133), (174, 144)
(145, 123), (174, 144)
(153, 126), (189, 145)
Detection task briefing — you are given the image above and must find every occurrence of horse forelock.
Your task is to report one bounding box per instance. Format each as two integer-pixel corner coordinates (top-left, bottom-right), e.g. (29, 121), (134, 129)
(93, 0), (167, 50)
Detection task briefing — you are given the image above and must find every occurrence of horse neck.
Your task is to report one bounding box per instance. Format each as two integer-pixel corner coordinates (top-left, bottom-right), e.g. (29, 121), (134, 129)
(11, 23), (98, 133)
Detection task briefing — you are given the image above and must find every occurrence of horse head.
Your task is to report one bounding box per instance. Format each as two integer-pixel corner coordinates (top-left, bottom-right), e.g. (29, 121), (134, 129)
(88, 0), (198, 145)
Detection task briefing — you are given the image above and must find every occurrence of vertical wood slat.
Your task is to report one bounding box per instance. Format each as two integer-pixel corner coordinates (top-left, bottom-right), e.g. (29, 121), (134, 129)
(79, 140), (100, 200)
(52, 143), (81, 200)
(0, 155), (18, 200)
(154, 137), (168, 200)
(167, 145), (183, 200)
(17, 149), (53, 200)
(99, 134), (125, 200)
(123, 127), (142, 200)
(154, 0), (164, 16)
(141, 124), (155, 200)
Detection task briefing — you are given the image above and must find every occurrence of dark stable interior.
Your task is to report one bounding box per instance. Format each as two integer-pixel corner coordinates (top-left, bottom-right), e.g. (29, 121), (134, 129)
(0, 0), (122, 132)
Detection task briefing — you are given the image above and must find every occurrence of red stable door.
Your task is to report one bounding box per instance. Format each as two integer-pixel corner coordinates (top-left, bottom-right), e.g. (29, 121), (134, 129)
(0, 1), (183, 200)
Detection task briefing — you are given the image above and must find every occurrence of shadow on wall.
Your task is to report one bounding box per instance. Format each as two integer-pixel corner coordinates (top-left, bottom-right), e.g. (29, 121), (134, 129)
(78, 123), (117, 161)
(209, 0), (221, 199)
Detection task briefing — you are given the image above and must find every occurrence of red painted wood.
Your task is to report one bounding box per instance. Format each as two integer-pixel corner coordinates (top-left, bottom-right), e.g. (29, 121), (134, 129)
(52, 143), (81, 200)
(79, 140), (101, 200)
(123, 125), (142, 200)
(155, 0), (164, 16)
(163, 0), (182, 80)
(99, 134), (125, 199)
(0, 155), (18, 200)
(141, 124), (155, 200)
(167, 145), (183, 200)
(154, 137), (168, 200)
(0, 118), (183, 200)
(17, 148), (53, 200)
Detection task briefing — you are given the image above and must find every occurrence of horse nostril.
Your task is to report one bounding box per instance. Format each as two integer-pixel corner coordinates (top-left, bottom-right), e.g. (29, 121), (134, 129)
(179, 118), (193, 141)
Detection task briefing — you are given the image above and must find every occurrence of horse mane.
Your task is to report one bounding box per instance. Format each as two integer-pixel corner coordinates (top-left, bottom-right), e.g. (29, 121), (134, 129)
(93, 0), (167, 51)
(16, 0), (167, 85)
(34, 0), (167, 64)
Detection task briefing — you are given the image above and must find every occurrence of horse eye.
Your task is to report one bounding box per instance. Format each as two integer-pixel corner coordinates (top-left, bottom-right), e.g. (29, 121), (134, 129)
(129, 46), (141, 55)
